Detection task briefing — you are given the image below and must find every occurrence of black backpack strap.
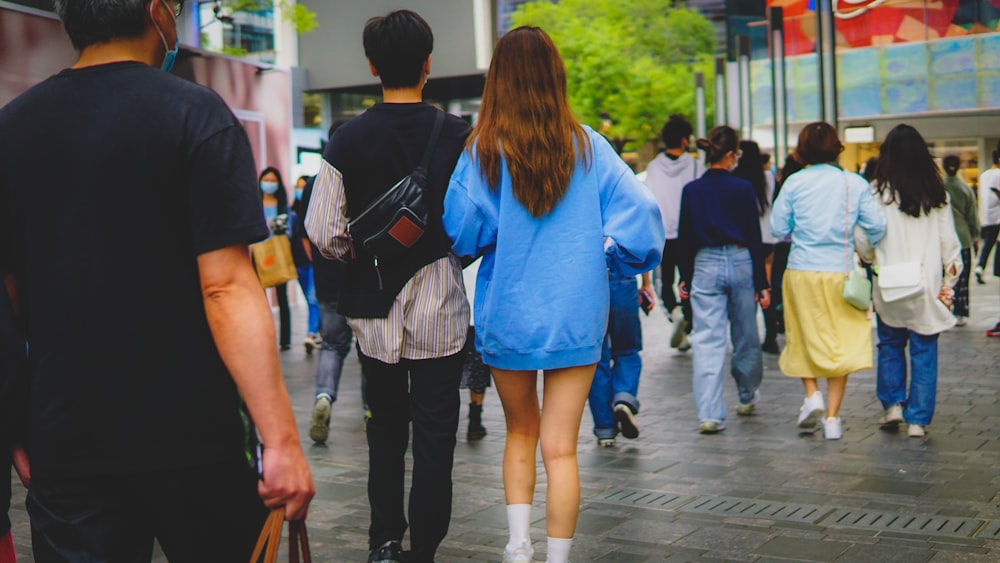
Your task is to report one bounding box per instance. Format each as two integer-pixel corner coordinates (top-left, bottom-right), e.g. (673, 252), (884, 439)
(419, 110), (446, 171)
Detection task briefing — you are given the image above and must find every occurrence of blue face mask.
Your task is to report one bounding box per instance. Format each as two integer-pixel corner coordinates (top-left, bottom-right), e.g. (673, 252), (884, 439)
(294, 188), (304, 201)
(260, 181), (279, 195)
(150, 1), (178, 73)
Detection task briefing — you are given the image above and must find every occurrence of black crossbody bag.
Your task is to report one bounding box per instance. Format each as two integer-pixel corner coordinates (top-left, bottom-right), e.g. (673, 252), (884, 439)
(347, 110), (445, 260)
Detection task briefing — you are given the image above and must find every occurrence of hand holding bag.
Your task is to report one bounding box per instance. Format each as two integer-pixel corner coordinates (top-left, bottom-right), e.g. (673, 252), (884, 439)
(250, 508), (311, 563)
(841, 174), (871, 311)
(251, 235), (298, 288)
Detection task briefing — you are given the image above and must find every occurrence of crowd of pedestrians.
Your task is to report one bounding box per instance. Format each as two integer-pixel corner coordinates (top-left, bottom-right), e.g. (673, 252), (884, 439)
(1, 3), (997, 563)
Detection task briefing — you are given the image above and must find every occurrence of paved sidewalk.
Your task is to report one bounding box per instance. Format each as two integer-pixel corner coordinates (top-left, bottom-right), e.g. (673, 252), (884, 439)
(8, 281), (1000, 561)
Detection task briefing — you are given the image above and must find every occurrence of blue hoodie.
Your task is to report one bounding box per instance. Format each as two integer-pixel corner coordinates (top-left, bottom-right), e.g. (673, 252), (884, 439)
(443, 128), (664, 370)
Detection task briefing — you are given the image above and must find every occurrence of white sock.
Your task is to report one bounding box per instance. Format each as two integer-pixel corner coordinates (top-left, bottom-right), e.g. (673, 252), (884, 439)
(546, 537), (573, 563)
(505, 504), (532, 551)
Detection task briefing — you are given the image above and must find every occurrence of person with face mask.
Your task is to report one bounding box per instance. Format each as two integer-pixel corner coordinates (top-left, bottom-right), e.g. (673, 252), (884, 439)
(259, 167), (292, 351)
(676, 126), (770, 434)
(0, 1), (314, 559)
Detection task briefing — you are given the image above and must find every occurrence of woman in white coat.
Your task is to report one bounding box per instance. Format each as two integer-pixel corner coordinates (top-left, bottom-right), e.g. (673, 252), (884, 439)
(856, 124), (962, 438)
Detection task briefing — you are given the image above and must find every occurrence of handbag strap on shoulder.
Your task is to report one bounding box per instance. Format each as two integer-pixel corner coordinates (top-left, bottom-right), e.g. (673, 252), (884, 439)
(418, 110), (446, 172)
(843, 172), (851, 275)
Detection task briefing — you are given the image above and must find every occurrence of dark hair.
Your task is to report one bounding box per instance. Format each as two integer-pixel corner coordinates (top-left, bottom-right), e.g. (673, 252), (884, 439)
(259, 166), (288, 214)
(53, 0), (174, 50)
(942, 155), (960, 177)
(773, 153), (804, 199)
(695, 125), (739, 165)
(469, 26), (590, 218)
(363, 9), (434, 90)
(661, 115), (693, 149)
(732, 140), (769, 215)
(795, 122), (843, 165)
(861, 156), (879, 182)
(761, 152), (771, 166)
(874, 124), (946, 218)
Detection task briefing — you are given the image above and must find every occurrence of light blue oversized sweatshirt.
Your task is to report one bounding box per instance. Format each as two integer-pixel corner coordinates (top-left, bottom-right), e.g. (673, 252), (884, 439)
(443, 128), (664, 370)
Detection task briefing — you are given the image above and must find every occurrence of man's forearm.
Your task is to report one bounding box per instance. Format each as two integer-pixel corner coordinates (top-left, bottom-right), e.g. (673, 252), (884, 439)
(202, 275), (299, 449)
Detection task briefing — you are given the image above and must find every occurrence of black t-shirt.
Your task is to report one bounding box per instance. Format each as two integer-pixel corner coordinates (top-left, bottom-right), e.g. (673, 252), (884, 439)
(323, 103), (470, 317)
(0, 62), (269, 479)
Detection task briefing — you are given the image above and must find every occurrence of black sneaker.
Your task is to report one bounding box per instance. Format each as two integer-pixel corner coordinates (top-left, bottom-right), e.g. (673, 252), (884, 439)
(368, 540), (407, 563)
(613, 403), (640, 439)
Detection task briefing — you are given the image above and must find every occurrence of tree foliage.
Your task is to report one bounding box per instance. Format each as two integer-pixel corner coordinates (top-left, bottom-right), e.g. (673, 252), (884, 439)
(221, 0), (318, 34)
(510, 0), (716, 150)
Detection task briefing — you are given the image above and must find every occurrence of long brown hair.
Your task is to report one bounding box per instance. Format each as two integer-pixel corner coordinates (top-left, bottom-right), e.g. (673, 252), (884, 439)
(469, 26), (590, 218)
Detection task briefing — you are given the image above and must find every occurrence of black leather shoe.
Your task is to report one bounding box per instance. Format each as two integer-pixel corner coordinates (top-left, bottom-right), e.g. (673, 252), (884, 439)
(368, 540), (407, 562)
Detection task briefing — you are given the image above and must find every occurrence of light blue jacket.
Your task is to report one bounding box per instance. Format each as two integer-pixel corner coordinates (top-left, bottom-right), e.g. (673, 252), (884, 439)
(443, 128), (663, 370)
(771, 164), (885, 272)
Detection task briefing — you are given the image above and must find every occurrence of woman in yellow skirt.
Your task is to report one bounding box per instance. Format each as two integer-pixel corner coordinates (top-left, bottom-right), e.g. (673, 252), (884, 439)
(770, 122), (886, 439)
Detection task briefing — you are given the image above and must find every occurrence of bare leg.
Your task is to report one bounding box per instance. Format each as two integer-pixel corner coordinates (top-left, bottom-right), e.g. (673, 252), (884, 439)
(492, 368), (540, 505)
(826, 375), (848, 418)
(469, 390), (485, 406)
(802, 377), (819, 397)
(539, 364), (596, 539)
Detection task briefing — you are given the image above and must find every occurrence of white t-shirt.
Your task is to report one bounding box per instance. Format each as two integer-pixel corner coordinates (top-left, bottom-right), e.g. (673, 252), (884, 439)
(979, 167), (1000, 227)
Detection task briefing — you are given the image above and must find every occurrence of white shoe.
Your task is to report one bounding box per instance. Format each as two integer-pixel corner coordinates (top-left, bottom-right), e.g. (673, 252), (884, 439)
(797, 392), (825, 429)
(823, 417), (843, 440)
(670, 316), (689, 348)
(503, 543), (534, 562)
(879, 404), (903, 429)
(677, 332), (692, 352)
(955, 316), (967, 327)
(907, 424), (926, 438)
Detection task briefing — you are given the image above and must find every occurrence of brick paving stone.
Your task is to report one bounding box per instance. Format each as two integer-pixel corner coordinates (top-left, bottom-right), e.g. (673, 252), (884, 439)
(7, 274), (1000, 561)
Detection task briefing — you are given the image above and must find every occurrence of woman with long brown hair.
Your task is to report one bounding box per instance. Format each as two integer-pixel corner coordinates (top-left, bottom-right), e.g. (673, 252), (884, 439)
(443, 26), (663, 563)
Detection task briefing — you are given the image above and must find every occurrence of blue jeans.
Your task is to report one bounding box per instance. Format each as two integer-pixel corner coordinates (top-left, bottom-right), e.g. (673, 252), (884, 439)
(588, 275), (642, 439)
(297, 265), (321, 335)
(690, 246), (762, 423)
(876, 317), (938, 425)
(316, 300), (366, 410)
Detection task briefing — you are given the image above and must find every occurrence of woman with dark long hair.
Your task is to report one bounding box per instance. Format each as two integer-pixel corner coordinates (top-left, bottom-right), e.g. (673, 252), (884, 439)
(677, 126), (769, 434)
(442, 26), (663, 563)
(856, 124), (961, 438)
(771, 122), (885, 440)
(259, 166), (291, 351)
(733, 139), (780, 352)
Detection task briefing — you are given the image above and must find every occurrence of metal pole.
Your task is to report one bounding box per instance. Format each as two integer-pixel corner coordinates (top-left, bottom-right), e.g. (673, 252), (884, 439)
(714, 57), (727, 127)
(817, 0), (838, 127)
(738, 35), (752, 141)
(695, 72), (706, 160)
(768, 7), (788, 170)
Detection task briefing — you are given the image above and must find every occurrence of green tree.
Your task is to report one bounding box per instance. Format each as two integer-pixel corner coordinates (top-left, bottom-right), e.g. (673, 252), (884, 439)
(219, 0), (319, 34)
(511, 0), (716, 151)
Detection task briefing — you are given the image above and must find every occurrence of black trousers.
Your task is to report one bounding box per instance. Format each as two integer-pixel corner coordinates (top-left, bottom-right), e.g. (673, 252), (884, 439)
(27, 458), (267, 563)
(977, 224), (1000, 274)
(360, 350), (464, 563)
(766, 242), (792, 339)
(275, 283), (291, 347)
(954, 248), (973, 317)
(660, 239), (692, 324)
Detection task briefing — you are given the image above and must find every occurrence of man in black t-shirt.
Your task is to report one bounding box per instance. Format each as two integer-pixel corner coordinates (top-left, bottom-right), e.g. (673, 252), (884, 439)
(0, 1), (314, 559)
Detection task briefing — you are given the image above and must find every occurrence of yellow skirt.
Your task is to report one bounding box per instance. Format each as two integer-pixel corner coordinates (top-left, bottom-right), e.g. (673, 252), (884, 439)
(779, 270), (872, 378)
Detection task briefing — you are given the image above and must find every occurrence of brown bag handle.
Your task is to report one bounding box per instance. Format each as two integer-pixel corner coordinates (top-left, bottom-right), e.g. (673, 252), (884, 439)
(250, 508), (312, 563)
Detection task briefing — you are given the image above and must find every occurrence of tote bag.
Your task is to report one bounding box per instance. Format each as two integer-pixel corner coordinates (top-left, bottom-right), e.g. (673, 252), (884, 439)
(251, 235), (298, 288)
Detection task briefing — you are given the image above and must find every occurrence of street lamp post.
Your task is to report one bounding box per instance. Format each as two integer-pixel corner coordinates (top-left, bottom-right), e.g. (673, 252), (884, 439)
(815, 0), (838, 127)
(695, 72), (707, 161)
(738, 35), (752, 141)
(714, 57), (727, 127)
(768, 7), (788, 170)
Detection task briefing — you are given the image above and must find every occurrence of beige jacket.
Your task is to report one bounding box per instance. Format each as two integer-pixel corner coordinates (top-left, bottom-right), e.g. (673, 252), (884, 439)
(855, 188), (962, 335)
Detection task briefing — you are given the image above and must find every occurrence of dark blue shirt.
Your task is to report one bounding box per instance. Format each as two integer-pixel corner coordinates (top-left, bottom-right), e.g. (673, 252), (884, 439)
(677, 169), (768, 292)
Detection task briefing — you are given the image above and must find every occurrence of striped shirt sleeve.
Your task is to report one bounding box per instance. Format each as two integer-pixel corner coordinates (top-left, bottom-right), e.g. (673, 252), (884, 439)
(305, 159), (352, 261)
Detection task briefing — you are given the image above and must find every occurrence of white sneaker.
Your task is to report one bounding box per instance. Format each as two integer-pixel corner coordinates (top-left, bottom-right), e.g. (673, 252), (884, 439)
(503, 543), (534, 562)
(670, 317), (689, 348)
(797, 392), (825, 429)
(955, 316), (968, 327)
(823, 417), (843, 440)
(879, 404), (903, 429)
(907, 424), (926, 438)
(677, 332), (692, 352)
